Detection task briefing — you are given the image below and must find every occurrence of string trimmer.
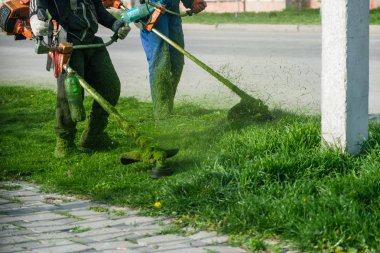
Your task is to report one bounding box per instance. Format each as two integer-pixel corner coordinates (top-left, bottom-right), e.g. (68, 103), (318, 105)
(115, 0), (272, 121)
(0, 0), (179, 171)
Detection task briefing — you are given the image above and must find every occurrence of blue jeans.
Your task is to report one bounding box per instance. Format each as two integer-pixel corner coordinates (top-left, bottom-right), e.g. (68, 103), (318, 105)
(140, 13), (184, 119)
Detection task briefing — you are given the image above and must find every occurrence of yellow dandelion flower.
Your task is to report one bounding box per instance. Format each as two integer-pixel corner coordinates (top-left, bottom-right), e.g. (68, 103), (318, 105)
(334, 246), (346, 253)
(154, 201), (161, 208)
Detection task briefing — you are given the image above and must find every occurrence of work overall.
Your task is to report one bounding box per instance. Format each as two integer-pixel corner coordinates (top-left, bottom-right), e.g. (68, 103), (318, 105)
(140, 0), (192, 119)
(45, 0), (121, 151)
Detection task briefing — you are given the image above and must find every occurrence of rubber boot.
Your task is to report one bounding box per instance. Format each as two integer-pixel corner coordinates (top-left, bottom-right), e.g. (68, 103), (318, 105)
(80, 108), (117, 151)
(151, 164), (174, 179)
(80, 128), (116, 151)
(54, 137), (76, 158)
(153, 99), (174, 120)
(152, 80), (174, 120)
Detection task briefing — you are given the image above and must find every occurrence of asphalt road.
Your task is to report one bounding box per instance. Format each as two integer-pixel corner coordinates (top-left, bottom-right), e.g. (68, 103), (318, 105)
(0, 27), (379, 114)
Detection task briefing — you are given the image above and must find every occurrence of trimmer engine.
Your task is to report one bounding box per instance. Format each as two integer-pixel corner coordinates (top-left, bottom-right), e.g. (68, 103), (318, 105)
(0, 0), (32, 39)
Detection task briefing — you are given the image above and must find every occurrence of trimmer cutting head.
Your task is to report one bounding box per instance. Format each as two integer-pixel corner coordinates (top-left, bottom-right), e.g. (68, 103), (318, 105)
(120, 148), (179, 166)
(227, 97), (272, 122)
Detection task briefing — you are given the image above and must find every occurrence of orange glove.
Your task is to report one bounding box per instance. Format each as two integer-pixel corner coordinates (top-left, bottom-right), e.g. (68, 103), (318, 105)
(191, 0), (207, 14)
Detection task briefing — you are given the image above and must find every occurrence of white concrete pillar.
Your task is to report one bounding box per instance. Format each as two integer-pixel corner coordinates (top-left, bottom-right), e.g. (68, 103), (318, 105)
(321, 0), (369, 155)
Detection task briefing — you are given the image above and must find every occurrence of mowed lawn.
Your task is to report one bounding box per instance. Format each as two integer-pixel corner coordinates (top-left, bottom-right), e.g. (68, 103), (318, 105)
(182, 8), (380, 25)
(1, 86), (379, 252)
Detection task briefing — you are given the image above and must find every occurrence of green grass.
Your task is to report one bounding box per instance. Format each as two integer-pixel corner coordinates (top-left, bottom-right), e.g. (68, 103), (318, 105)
(182, 8), (380, 25)
(110, 209), (127, 216)
(54, 211), (85, 220)
(70, 226), (91, 233)
(13, 224), (27, 230)
(0, 195), (23, 204)
(1, 86), (379, 252)
(370, 8), (380, 24)
(89, 205), (128, 216)
(0, 185), (22, 191)
(89, 206), (109, 213)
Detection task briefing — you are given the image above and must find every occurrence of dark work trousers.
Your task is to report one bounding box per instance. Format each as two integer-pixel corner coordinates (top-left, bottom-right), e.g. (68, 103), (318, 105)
(55, 36), (121, 140)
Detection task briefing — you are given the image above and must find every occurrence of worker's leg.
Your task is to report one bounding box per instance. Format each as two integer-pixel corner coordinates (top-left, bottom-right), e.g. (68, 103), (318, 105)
(141, 15), (173, 119)
(168, 15), (185, 100)
(80, 37), (121, 150)
(55, 50), (85, 158)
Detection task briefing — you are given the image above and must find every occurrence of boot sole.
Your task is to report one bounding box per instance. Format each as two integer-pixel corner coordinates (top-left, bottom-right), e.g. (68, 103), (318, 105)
(151, 167), (174, 179)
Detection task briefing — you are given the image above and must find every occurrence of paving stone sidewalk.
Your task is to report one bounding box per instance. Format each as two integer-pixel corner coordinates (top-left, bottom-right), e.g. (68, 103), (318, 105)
(0, 181), (248, 253)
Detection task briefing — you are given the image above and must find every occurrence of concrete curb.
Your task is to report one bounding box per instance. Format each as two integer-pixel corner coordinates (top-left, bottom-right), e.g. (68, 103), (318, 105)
(371, 25), (380, 34)
(182, 23), (380, 34)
